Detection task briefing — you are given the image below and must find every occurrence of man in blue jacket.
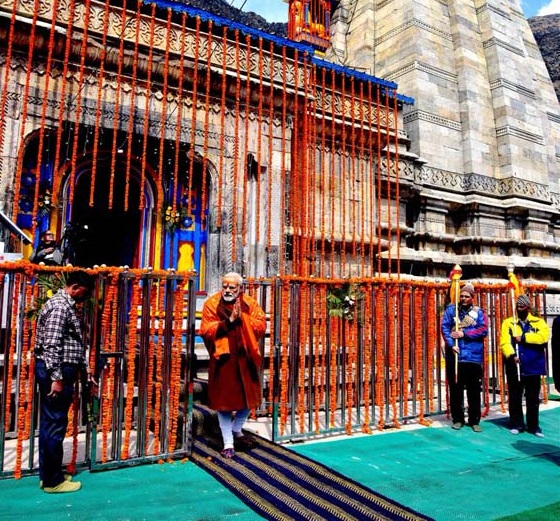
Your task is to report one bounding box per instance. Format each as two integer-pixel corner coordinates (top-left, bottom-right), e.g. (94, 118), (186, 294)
(500, 294), (549, 437)
(441, 283), (489, 432)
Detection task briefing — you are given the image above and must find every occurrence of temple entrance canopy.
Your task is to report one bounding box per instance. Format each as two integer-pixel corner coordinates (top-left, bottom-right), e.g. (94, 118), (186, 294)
(0, 0), (411, 292)
(15, 122), (209, 273)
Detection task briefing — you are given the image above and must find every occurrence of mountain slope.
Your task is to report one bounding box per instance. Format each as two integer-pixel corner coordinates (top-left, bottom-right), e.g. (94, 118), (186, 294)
(528, 14), (560, 102)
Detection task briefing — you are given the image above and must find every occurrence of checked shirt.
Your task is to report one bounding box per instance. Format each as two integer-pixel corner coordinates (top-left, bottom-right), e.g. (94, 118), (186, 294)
(34, 289), (87, 381)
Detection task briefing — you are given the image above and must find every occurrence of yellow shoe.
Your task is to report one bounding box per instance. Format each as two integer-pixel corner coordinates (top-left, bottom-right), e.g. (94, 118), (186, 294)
(43, 480), (81, 493)
(39, 473), (73, 489)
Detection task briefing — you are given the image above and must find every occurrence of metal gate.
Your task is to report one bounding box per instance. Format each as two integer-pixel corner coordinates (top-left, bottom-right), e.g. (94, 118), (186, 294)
(268, 277), (550, 442)
(0, 265), (196, 479)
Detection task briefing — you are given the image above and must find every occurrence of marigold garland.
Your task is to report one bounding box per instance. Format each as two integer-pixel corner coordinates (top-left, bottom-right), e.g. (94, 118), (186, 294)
(0, 4), (18, 181)
(138, 3), (157, 211)
(374, 285), (385, 430)
(279, 46), (288, 274)
(108, 3), (129, 210)
(187, 17), (201, 217)
(146, 280), (158, 454)
(216, 26), (228, 228)
(122, 278), (140, 459)
(155, 8), (173, 215)
(14, 281), (33, 478)
(31, 0), (62, 236)
(387, 286), (399, 428)
(241, 34), (251, 249)
(66, 382), (81, 474)
(10, 0), (40, 225)
(345, 319), (356, 434)
(425, 287), (437, 416)
(89, 0), (111, 207)
(255, 37), (264, 244)
(297, 282), (307, 433)
(67, 0), (93, 208)
(201, 20), (213, 225)
(167, 279), (185, 451)
(401, 287), (411, 419)
(266, 40), (275, 258)
(279, 281), (290, 435)
(414, 288), (427, 425)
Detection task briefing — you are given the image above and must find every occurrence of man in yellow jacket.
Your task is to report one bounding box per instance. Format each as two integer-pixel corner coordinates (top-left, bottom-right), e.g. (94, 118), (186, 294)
(500, 294), (549, 437)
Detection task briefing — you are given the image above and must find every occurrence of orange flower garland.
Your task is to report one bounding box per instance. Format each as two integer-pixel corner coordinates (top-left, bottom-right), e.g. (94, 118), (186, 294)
(361, 285), (372, 434)
(387, 286), (399, 428)
(67, 0), (93, 208)
(279, 280), (290, 435)
(374, 285), (385, 430)
(108, 3), (129, 209)
(266, 40), (275, 257)
(14, 280), (36, 478)
(216, 26), (228, 228)
(414, 287), (427, 425)
(10, 0), (40, 225)
(89, 0), (111, 207)
(138, 3), (157, 211)
(0, 3), (18, 176)
(145, 280), (158, 454)
(122, 277), (140, 459)
(425, 286), (437, 416)
(187, 17), (201, 217)
(401, 287), (411, 419)
(297, 282), (307, 433)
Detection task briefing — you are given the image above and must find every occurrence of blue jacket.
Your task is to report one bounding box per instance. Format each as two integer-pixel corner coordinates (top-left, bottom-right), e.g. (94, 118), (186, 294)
(441, 304), (488, 364)
(500, 314), (549, 376)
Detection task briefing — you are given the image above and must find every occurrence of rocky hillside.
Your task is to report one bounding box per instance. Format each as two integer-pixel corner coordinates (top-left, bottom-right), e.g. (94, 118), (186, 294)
(182, 0), (287, 37)
(183, 2), (559, 101)
(528, 14), (560, 102)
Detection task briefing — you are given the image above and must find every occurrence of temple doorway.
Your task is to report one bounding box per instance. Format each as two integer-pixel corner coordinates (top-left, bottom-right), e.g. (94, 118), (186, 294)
(66, 159), (146, 268)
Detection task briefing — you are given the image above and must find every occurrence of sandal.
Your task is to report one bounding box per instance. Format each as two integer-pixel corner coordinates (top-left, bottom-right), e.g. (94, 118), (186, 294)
(220, 448), (235, 459)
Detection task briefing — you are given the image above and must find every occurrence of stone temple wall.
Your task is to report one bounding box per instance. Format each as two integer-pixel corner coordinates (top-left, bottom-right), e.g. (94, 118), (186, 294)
(327, 0), (560, 283)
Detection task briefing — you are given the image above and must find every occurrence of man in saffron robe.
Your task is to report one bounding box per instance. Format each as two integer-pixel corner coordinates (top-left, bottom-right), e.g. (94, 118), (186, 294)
(200, 272), (267, 458)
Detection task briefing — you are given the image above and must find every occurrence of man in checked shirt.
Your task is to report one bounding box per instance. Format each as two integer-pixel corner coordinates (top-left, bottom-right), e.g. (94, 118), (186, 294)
(34, 270), (95, 493)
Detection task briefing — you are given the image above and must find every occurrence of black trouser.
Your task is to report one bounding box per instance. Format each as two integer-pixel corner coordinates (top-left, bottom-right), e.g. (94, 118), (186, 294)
(446, 357), (482, 426)
(504, 356), (541, 432)
(35, 360), (79, 487)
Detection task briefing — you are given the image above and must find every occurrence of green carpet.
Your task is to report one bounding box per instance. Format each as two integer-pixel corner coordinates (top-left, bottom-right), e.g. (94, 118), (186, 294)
(291, 408), (560, 521)
(0, 460), (257, 521)
(0, 407), (558, 520)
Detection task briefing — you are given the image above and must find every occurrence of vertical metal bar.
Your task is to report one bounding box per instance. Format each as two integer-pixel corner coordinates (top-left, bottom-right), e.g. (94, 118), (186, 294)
(307, 283), (314, 433)
(160, 275), (176, 452)
(324, 311), (332, 431)
(289, 281), (300, 435)
(0, 273), (16, 472)
(136, 276), (152, 456)
(397, 285), (405, 420)
(355, 297), (364, 428)
(271, 277), (283, 442)
(183, 274), (197, 454)
(340, 321), (346, 427)
(112, 272), (130, 461)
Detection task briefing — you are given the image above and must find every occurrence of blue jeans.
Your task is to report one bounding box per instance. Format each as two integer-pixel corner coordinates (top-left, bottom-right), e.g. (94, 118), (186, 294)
(35, 359), (79, 487)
